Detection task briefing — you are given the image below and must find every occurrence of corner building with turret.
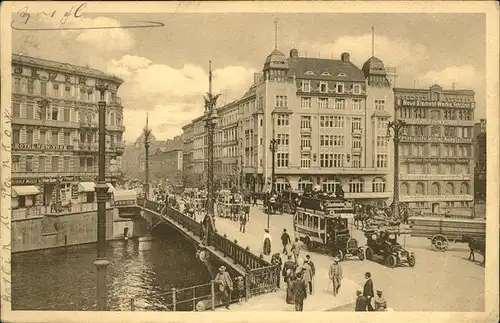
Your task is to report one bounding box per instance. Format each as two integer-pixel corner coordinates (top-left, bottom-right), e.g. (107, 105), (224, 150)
(183, 48), (395, 207)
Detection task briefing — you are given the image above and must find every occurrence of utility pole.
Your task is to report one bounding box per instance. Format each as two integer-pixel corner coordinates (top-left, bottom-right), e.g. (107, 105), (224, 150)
(240, 155), (244, 192)
(387, 119), (407, 219)
(143, 113), (151, 199)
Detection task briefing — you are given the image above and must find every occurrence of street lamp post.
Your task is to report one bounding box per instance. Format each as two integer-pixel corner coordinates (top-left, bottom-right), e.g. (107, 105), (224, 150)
(240, 155), (244, 192)
(387, 119), (407, 220)
(267, 115), (278, 229)
(94, 82), (110, 311)
(203, 61), (220, 246)
(143, 114), (152, 199)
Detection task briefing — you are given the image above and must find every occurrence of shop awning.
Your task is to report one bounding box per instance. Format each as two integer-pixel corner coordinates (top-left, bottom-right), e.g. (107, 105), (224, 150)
(78, 182), (95, 192)
(12, 186), (40, 197)
(114, 189), (137, 202)
(106, 183), (116, 193)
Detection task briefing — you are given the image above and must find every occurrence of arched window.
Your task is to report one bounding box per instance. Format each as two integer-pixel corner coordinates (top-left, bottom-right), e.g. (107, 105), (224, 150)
(431, 182), (440, 195)
(110, 112), (115, 125)
(460, 182), (469, 194)
(400, 182), (409, 195)
(415, 182), (425, 195)
(446, 182), (454, 195)
(322, 177), (341, 192)
(372, 177), (386, 192)
(298, 177), (314, 192)
(349, 177), (364, 193)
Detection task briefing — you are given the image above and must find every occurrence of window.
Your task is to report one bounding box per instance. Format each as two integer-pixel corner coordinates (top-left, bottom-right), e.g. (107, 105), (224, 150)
(318, 98), (328, 109)
(400, 182), (409, 195)
(301, 135), (311, 148)
(26, 103), (34, 119)
(333, 154), (343, 167)
(414, 108), (425, 119)
(27, 79), (34, 94)
(352, 154), (361, 168)
(277, 153), (289, 168)
(431, 182), (440, 195)
(430, 145), (439, 156)
(352, 138), (361, 149)
(377, 117), (389, 130)
(415, 182), (425, 195)
(353, 84), (361, 94)
(39, 156), (46, 172)
(301, 97), (311, 108)
(53, 83), (59, 97)
(26, 156), (33, 172)
(352, 99), (362, 110)
(88, 90), (94, 101)
(52, 106), (59, 121)
(372, 178), (386, 192)
(80, 88), (86, 100)
(63, 132), (70, 145)
(460, 182), (469, 194)
(87, 157), (94, 171)
(64, 108), (70, 122)
(444, 126), (455, 137)
(300, 153), (311, 168)
(349, 178), (364, 193)
(26, 129), (33, 145)
(334, 99), (345, 110)
(277, 134), (289, 146)
(51, 131), (58, 145)
(63, 156), (71, 172)
(376, 154), (388, 168)
(413, 125), (425, 136)
(323, 178), (341, 192)
(320, 81), (328, 93)
(13, 102), (20, 118)
(40, 82), (47, 96)
(336, 83), (344, 93)
(40, 131), (46, 145)
(446, 182), (454, 194)
(374, 99), (386, 111)
(302, 80), (310, 92)
(352, 118), (361, 132)
(12, 129), (20, 145)
(80, 157), (86, 171)
(275, 95), (288, 108)
(14, 78), (21, 92)
(276, 114), (289, 126)
(376, 136), (387, 148)
(65, 86), (71, 97)
(430, 110), (440, 119)
(301, 116), (311, 129)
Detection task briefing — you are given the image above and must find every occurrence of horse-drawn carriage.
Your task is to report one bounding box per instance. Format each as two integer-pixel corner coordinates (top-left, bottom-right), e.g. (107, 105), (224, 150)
(364, 226), (415, 268)
(215, 190), (246, 221)
(409, 215), (486, 252)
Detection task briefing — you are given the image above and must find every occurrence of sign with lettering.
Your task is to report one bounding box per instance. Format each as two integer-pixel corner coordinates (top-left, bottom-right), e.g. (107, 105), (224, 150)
(115, 200), (135, 207)
(12, 178), (38, 185)
(396, 98), (472, 109)
(14, 143), (74, 150)
(71, 184), (79, 199)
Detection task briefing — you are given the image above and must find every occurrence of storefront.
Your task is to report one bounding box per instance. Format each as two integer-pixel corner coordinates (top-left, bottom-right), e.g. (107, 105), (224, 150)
(79, 182), (95, 203)
(11, 185), (40, 209)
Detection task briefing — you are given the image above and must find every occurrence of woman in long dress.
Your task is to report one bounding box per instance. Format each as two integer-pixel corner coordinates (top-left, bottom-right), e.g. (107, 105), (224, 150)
(262, 229), (272, 256)
(286, 269), (295, 304)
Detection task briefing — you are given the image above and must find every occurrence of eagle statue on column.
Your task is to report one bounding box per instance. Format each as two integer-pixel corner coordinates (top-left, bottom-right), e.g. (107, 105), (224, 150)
(204, 92), (221, 116)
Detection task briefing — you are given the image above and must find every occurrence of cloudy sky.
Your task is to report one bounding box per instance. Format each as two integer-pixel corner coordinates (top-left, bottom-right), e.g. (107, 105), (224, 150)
(12, 12), (486, 142)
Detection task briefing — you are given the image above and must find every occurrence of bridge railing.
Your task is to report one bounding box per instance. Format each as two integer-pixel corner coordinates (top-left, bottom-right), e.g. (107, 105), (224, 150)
(247, 265), (280, 296)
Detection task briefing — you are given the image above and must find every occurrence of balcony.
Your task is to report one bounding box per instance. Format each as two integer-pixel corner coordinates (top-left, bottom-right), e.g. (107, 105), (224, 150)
(400, 173), (471, 181)
(107, 124), (125, 132)
(108, 96), (122, 107)
(13, 117), (79, 129)
(344, 191), (392, 199)
(352, 129), (362, 136)
(400, 194), (473, 202)
(301, 146), (311, 152)
(79, 120), (98, 129)
(300, 127), (312, 134)
(275, 166), (389, 175)
(79, 142), (99, 152)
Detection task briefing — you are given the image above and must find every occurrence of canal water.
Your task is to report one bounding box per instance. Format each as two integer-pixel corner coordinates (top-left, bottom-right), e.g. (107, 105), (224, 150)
(12, 225), (211, 311)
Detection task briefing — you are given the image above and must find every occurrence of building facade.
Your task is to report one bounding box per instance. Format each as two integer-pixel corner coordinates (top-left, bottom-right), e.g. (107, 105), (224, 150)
(474, 119), (486, 200)
(182, 48), (395, 205)
(394, 85), (475, 215)
(149, 135), (184, 186)
(11, 54), (125, 209)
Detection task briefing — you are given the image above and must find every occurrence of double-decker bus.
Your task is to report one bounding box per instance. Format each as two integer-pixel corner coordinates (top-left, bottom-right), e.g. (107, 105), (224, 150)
(293, 196), (354, 251)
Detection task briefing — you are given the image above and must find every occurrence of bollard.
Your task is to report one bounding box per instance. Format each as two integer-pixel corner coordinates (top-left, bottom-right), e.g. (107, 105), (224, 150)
(210, 280), (215, 311)
(172, 287), (177, 311)
(130, 298), (135, 311)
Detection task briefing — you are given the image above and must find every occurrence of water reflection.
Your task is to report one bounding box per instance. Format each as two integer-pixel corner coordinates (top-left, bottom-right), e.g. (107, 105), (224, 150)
(12, 225), (211, 311)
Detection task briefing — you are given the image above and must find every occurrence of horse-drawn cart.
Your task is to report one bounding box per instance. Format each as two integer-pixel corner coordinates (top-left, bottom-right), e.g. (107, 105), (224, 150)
(409, 216), (486, 252)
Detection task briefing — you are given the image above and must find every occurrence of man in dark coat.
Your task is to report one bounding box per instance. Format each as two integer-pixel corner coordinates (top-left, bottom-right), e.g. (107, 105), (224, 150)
(355, 290), (368, 311)
(363, 272), (375, 311)
(291, 272), (308, 311)
(281, 228), (291, 254)
(304, 254), (315, 295)
(271, 253), (282, 288)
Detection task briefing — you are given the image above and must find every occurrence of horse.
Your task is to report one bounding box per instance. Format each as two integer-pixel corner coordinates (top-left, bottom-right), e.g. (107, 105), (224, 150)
(462, 235), (486, 265)
(354, 204), (372, 229)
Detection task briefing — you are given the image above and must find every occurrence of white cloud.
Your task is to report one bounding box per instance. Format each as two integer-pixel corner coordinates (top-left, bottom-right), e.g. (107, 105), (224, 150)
(416, 65), (479, 89)
(109, 55), (257, 142)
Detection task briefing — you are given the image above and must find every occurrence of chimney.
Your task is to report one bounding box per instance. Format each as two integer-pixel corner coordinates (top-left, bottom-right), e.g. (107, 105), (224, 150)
(290, 49), (299, 60)
(341, 52), (350, 63)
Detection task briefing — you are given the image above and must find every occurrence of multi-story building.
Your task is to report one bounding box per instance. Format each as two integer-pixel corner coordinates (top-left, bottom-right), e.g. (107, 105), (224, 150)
(474, 119), (486, 200)
(11, 54), (125, 209)
(394, 85), (475, 215)
(149, 135), (184, 186)
(182, 48), (395, 205)
(181, 122), (194, 187)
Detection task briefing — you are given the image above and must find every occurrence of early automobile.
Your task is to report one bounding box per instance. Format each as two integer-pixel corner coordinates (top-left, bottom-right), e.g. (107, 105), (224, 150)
(364, 226), (416, 268)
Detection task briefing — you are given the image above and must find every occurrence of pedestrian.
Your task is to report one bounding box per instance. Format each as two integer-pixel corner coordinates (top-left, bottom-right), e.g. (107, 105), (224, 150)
(328, 256), (343, 296)
(282, 254), (296, 304)
(373, 289), (387, 311)
(235, 276), (245, 303)
(304, 255), (315, 294)
(281, 228), (291, 254)
(239, 211), (247, 233)
(271, 252), (282, 288)
(355, 290), (368, 311)
(300, 258), (313, 295)
(291, 271), (308, 311)
(262, 229), (272, 256)
(291, 237), (301, 264)
(215, 266), (233, 309)
(363, 272), (375, 311)
(253, 193), (257, 206)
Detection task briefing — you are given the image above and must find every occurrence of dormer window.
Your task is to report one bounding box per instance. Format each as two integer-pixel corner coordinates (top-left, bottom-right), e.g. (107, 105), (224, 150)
(321, 72), (331, 76)
(338, 72), (347, 77)
(302, 80), (311, 92)
(336, 83), (344, 94)
(305, 71), (315, 75)
(320, 81), (328, 93)
(353, 84), (361, 95)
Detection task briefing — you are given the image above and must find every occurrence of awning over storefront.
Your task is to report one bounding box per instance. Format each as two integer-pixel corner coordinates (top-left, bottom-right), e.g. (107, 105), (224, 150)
(79, 182), (95, 192)
(12, 185), (40, 197)
(114, 189), (137, 203)
(106, 183), (116, 193)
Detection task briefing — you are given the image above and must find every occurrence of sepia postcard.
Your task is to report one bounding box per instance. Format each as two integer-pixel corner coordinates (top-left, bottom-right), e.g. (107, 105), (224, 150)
(0, 1), (498, 323)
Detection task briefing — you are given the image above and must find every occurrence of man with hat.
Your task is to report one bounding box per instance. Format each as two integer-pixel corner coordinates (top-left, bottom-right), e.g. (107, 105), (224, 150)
(363, 272), (375, 311)
(373, 288), (387, 311)
(304, 255), (316, 295)
(291, 271), (308, 311)
(328, 256), (343, 296)
(355, 290), (368, 311)
(280, 228), (291, 255)
(215, 266), (233, 309)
